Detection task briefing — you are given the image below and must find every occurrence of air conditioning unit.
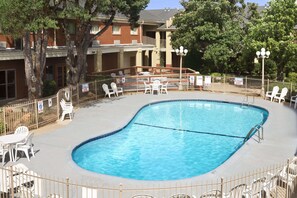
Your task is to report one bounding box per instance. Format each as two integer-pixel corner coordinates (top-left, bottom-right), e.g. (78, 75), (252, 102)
(0, 41), (7, 48)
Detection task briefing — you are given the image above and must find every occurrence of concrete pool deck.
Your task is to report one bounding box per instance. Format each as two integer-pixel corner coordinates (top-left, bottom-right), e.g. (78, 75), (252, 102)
(7, 91), (297, 187)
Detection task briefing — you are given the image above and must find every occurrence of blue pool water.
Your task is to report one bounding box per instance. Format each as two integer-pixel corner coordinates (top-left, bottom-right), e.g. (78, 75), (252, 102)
(72, 100), (268, 181)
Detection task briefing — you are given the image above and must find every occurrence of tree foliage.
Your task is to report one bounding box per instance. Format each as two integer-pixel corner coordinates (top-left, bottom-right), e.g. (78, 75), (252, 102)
(244, 0), (297, 80)
(172, 0), (246, 73)
(0, 0), (58, 99)
(56, 0), (149, 86)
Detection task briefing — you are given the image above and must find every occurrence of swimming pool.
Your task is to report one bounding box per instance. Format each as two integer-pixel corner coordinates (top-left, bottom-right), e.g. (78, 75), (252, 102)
(72, 100), (268, 181)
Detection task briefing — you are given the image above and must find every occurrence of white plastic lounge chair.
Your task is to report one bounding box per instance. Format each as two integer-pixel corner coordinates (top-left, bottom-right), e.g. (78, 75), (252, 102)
(110, 82), (123, 96)
(144, 81), (151, 94)
(274, 87), (288, 103)
(244, 177), (266, 198)
(290, 94), (297, 109)
(14, 126), (29, 135)
(151, 80), (161, 95)
(200, 190), (221, 198)
(265, 86), (279, 101)
(262, 175), (288, 198)
(82, 187), (97, 198)
(102, 83), (115, 98)
(14, 132), (35, 161)
(224, 183), (247, 198)
(160, 82), (168, 94)
(131, 195), (155, 198)
(60, 99), (74, 121)
(204, 76), (211, 88)
(169, 194), (196, 198)
(0, 143), (10, 164)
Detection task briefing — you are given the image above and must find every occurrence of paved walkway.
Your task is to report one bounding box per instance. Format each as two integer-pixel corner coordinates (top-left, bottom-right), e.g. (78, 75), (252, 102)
(7, 91), (297, 187)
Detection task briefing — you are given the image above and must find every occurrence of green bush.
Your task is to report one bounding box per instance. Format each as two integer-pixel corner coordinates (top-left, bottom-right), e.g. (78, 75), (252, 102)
(43, 80), (57, 97)
(287, 72), (297, 84)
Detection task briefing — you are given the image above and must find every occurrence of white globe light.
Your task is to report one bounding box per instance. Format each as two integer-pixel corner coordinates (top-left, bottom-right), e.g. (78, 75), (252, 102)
(184, 49), (188, 55)
(261, 48), (265, 52)
(260, 51), (265, 56)
(256, 51), (260, 56)
(180, 46), (184, 52)
(175, 49), (179, 54)
(266, 51), (270, 56)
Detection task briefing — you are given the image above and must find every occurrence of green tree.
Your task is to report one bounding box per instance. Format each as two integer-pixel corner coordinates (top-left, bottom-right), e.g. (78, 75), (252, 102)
(171, 0), (246, 74)
(57, 0), (149, 86)
(0, 0), (58, 99)
(245, 0), (297, 80)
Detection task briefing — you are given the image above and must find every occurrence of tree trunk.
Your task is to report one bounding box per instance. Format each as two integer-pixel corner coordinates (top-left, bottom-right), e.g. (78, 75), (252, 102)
(23, 32), (35, 100)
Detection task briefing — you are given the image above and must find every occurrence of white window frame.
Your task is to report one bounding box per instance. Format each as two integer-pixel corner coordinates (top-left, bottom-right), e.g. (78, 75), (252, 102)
(0, 69), (16, 100)
(90, 25), (100, 34)
(130, 27), (138, 35)
(112, 25), (121, 35)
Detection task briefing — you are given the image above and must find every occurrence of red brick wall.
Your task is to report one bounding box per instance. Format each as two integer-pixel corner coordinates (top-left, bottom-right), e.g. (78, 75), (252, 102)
(94, 23), (140, 45)
(0, 35), (15, 48)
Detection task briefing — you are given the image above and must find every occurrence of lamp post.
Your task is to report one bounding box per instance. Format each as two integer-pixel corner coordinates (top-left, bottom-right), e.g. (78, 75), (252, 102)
(256, 48), (270, 98)
(175, 46), (188, 90)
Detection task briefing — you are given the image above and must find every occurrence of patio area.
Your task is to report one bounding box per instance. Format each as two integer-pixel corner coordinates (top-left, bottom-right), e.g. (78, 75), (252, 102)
(3, 91), (297, 197)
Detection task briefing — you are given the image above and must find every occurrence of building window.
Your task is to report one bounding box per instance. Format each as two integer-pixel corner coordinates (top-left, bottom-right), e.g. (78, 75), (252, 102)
(0, 70), (16, 100)
(112, 25), (121, 35)
(66, 22), (76, 34)
(90, 25), (100, 34)
(130, 27), (138, 35)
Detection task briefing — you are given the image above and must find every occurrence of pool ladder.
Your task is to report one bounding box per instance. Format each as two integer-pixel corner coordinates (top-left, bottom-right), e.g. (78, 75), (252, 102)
(242, 95), (255, 106)
(244, 124), (264, 143)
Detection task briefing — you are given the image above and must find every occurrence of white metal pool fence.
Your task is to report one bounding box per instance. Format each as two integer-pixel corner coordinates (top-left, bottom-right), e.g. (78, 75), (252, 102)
(0, 158), (296, 198)
(0, 73), (296, 135)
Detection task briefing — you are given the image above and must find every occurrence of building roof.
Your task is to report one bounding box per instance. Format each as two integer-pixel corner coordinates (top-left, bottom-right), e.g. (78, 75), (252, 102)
(140, 9), (180, 24)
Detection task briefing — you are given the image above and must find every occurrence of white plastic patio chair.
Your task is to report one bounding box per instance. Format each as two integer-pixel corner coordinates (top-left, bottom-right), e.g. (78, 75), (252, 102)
(200, 190), (221, 198)
(102, 83), (115, 98)
(60, 99), (74, 121)
(0, 143), (10, 165)
(160, 81), (168, 94)
(290, 94), (297, 109)
(265, 86), (279, 101)
(14, 126), (29, 135)
(224, 183), (247, 198)
(244, 177), (266, 198)
(14, 132), (35, 161)
(144, 81), (151, 94)
(151, 80), (161, 95)
(274, 87), (288, 103)
(110, 82), (123, 96)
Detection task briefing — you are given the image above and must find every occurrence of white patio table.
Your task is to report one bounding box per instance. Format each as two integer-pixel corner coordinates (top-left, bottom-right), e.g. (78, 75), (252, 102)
(0, 133), (27, 162)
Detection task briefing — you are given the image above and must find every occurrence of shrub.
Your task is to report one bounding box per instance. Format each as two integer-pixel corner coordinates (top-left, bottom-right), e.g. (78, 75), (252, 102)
(43, 80), (57, 97)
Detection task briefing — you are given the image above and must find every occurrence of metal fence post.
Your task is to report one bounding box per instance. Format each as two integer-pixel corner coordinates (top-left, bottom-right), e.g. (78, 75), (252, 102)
(76, 84), (80, 105)
(10, 166), (14, 197)
(3, 107), (6, 135)
(267, 79), (270, 93)
(119, 183), (123, 198)
(245, 76), (248, 93)
(220, 177), (224, 198)
(34, 99), (39, 129)
(95, 80), (98, 100)
(57, 91), (60, 121)
(286, 159), (289, 198)
(66, 177), (70, 198)
(223, 74), (226, 94)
